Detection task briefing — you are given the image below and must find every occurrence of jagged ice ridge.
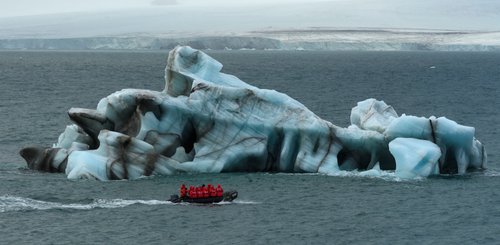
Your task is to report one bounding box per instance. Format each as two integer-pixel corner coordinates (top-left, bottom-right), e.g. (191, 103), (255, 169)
(19, 46), (487, 180)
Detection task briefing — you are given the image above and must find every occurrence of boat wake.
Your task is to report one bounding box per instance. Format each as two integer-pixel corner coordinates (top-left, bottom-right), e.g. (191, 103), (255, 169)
(0, 195), (260, 212)
(218, 200), (261, 205)
(0, 195), (171, 213)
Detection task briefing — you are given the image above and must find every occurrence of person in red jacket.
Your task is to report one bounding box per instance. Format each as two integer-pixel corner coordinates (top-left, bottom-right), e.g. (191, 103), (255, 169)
(179, 184), (187, 198)
(196, 186), (203, 198)
(216, 184), (223, 197)
(188, 186), (196, 198)
(202, 185), (209, 198)
(210, 185), (217, 197)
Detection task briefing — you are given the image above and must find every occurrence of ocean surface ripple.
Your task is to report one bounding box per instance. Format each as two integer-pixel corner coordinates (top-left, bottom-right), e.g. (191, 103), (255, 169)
(1, 51), (499, 244)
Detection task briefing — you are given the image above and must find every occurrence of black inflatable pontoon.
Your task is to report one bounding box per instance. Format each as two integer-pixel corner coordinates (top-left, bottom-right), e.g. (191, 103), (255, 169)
(168, 190), (238, 204)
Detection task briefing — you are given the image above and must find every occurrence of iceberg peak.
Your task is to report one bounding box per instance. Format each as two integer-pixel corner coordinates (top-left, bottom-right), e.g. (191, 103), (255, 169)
(164, 46), (253, 97)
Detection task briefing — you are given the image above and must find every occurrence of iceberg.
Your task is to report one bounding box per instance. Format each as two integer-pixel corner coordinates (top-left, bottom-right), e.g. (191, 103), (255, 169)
(19, 46), (487, 180)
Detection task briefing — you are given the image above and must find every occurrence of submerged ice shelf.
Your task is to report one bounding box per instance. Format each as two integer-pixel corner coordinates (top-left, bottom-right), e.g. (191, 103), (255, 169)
(20, 46), (487, 180)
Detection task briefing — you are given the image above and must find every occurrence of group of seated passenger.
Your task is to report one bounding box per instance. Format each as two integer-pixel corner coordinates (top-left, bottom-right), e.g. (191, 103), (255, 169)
(179, 184), (224, 199)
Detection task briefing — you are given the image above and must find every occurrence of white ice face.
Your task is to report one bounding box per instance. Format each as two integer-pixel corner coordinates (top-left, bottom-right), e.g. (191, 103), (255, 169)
(389, 138), (442, 179)
(20, 46), (487, 180)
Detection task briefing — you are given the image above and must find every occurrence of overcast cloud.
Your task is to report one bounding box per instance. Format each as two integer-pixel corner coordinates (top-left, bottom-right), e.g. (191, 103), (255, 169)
(0, 0), (313, 17)
(0, 0), (499, 38)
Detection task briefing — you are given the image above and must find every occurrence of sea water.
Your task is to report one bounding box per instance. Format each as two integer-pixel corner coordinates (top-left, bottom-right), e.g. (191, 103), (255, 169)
(0, 50), (499, 244)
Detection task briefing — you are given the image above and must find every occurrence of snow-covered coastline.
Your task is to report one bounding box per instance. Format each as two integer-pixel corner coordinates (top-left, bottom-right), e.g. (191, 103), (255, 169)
(254, 29), (500, 51)
(2, 29), (499, 51)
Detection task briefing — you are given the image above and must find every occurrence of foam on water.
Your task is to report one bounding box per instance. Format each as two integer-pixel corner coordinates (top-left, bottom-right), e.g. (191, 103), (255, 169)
(270, 168), (423, 182)
(0, 195), (260, 212)
(219, 200), (261, 205)
(483, 169), (500, 177)
(0, 195), (171, 213)
(325, 169), (409, 182)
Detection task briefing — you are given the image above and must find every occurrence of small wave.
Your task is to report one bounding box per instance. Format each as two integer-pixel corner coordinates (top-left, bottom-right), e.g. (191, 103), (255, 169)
(216, 200), (261, 205)
(265, 167), (499, 181)
(326, 168), (498, 181)
(324, 169), (418, 182)
(253, 169), (496, 181)
(266, 169), (414, 181)
(231, 200), (261, 205)
(0, 195), (171, 213)
(483, 169), (500, 177)
(268, 173), (321, 176)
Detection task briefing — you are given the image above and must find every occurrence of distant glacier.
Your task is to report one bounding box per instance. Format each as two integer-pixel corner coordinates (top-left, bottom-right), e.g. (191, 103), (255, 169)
(2, 29), (500, 51)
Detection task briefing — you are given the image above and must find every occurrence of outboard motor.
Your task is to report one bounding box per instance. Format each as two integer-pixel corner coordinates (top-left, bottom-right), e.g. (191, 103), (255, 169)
(168, 194), (181, 203)
(223, 190), (238, 202)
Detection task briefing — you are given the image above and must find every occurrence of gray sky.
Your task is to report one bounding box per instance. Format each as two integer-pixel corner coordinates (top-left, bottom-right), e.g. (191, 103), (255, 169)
(0, 0), (310, 17)
(0, 0), (499, 38)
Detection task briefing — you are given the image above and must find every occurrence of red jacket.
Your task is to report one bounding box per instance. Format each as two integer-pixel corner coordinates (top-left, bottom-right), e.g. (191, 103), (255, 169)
(210, 186), (217, 197)
(189, 188), (196, 198)
(216, 185), (223, 197)
(180, 185), (187, 197)
(203, 186), (209, 198)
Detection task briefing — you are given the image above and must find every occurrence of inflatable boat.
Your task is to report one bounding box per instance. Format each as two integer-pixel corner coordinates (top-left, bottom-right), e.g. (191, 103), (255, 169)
(168, 190), (238, 204)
